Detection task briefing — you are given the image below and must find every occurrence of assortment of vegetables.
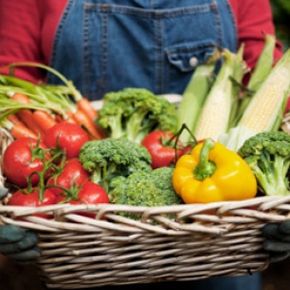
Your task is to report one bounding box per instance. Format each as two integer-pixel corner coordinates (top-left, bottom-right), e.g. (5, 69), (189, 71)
(0, 34), (290, 215)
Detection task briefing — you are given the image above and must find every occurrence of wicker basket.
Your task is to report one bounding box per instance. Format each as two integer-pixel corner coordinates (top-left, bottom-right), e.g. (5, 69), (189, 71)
(0, 113), (290, 289)
(2, 196), (290, 289)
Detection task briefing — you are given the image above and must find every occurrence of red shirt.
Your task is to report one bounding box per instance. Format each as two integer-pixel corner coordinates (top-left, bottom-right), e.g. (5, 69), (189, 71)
(0, 0), (283, 82)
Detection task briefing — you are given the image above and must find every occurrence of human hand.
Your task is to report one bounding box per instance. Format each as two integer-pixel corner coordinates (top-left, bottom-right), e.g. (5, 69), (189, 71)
(262, 220), (290, 263)
(0, 225), (40, 263)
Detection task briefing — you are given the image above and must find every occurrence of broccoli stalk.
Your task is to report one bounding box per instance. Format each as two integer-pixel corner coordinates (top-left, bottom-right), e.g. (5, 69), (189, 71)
(97, 88), (177, 144)
(239, 131), (290, 196)
(79, 138), (152, 192)
(126, 108), (152, 144)
(106, 114), (124, 140)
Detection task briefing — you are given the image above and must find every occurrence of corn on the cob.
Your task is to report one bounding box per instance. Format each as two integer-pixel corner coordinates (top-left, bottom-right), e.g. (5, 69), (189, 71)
(247, 34), (276, 92)
(221, 48), (290, 151)
(177, 51), (220, 143)
(194, 49), (244, 141)
(228, 45), (247, 127)
(233, 35), (276, 126)
(238, 49), (290, 132)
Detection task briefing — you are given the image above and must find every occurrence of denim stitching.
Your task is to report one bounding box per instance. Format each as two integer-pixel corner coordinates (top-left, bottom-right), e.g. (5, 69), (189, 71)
(159, 19), (166, 93)
(99, 13), (109, 98)
(165, 42), (217, 54)
(85, 3), (212, 18)
(83, 4), (90, 97)
(210, 0), (223, 48)
(224, 0), (238, 50)
(154, 18), (164, 93)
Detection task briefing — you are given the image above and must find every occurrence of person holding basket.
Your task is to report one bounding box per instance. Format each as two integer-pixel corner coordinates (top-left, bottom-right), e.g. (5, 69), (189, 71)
(0, 0), (289, 290)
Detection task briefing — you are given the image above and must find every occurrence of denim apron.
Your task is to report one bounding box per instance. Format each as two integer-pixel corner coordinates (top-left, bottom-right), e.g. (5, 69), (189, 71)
(48, 0), (237, 100)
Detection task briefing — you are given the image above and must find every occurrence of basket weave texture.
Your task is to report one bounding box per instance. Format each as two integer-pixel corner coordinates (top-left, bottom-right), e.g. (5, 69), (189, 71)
(0, 117), (290, 289)
(1, 197), (290, 289)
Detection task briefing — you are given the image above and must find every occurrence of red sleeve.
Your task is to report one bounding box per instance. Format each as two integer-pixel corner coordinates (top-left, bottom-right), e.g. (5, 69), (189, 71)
(229, 0), (283, 69)
(0, 0), (44, 82)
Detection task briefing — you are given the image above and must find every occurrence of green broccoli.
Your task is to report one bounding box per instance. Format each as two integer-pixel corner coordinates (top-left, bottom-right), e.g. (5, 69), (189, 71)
(79, 138), (152, 191)
(238, 131), (290, 196)
(110, 167), (182, 209)
(97, 88), (178, 144)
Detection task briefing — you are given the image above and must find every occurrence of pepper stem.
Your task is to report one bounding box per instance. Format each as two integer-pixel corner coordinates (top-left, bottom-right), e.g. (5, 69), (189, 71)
(194, 139), (216, 180)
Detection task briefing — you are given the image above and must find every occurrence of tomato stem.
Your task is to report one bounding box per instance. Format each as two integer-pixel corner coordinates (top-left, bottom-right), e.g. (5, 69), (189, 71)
(35, 148), (65, 201)
(172, 123), (197, 163)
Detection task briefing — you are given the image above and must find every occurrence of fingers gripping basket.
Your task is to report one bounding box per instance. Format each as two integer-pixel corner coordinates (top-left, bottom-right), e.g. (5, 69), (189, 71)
(1, 121), (290, 289)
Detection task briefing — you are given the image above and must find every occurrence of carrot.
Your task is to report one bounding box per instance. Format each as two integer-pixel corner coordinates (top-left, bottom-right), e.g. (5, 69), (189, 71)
(11, 93), (30, 104)
(11, 124), (38, 139)
(17, 109), (44, 137)
(77, 98), (97, 122)
(7, 114), (23, 125)
(11, 93), (42, 135)
(6, 116), (37, 139)
(11, 93), (51, 136)
(72, 108), (104, 139)
(65, 111), (78, 124)
(33, 111), (57, 132)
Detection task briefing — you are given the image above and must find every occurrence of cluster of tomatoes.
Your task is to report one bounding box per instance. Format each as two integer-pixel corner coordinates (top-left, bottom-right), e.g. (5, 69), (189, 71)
(3, 121), (109, 213)
(2, 117), (193, 216)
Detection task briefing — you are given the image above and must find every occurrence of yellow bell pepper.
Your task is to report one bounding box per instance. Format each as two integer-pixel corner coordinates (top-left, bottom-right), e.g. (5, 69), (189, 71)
(172, 139), (257, 203)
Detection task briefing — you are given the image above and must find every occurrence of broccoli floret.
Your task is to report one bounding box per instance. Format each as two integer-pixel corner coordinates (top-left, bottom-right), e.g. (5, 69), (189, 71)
(79, 138), (152, 191)
(97, 88), (177, 144)
(238, 131), (290, 196)
(110, 167), (182, 209)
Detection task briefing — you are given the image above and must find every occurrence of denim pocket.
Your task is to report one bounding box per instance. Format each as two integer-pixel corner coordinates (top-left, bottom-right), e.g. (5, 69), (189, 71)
(164, 40), (217, 93)
(165, 40), (217, 72)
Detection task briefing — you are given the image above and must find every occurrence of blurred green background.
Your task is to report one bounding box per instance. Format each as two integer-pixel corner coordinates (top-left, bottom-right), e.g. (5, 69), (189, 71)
(271, 0), (290, 49)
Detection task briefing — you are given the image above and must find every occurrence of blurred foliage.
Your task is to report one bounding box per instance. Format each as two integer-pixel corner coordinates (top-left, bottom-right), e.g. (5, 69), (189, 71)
(270, 0), (290, 49)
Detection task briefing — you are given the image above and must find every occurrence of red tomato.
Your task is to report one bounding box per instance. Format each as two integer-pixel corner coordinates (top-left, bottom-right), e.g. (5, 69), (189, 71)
(75, 181), (109, 205)
(142, 130), (187, 168)
(70, 181), (109, 218)
(44, 121), (89, 158)
(3, 138), (47, 187)
(47, 158), (89, 201)
(8, 189), (57, 218)
(8, 189), (57, 207)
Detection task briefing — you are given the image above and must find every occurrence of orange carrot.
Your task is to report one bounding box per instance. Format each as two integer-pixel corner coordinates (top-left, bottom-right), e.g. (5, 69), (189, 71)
(17, 109), (44, 137)
(11, 93), (42, 135)
(65, 111), (78, 124)
(72, 109), (104, 139)
(11, 93), (30, 104)
(7, 114), (22, 125)
(7, 115), (38, 139)
(77, 98), (97, 122)
(11, 93), (52, 136)
(33, 111), (57, 132)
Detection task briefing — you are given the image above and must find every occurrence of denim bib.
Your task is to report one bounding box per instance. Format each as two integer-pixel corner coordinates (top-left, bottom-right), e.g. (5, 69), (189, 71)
(48, 0), (237, 100)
